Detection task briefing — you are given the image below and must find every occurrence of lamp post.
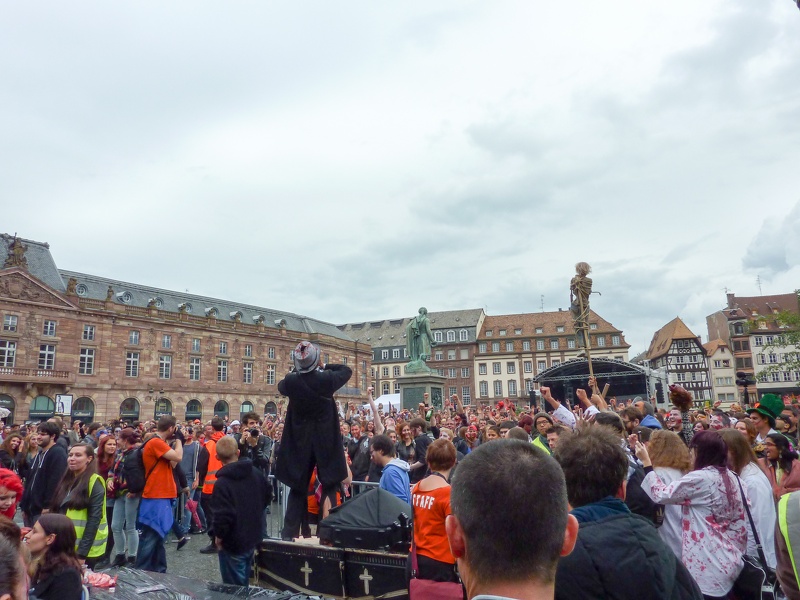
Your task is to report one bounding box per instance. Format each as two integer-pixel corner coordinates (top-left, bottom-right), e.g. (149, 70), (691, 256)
(735, 371), (756, 408)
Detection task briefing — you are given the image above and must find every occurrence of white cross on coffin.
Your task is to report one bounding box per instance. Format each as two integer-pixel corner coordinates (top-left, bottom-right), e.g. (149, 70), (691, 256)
(300, 561), (313, 587)
(359, 567), (373, 595)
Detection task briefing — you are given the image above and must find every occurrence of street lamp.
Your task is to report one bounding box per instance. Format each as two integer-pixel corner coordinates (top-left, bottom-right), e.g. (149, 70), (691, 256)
(735, 371), (756, 407)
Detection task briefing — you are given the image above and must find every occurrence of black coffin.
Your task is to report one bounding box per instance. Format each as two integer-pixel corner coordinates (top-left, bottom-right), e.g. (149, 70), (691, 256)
(344, 549), (408, 600)
(256, 539), (344, 598)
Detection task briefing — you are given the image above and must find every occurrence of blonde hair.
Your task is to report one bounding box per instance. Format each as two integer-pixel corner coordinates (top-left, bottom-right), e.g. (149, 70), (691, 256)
(647, 430), (691, 473)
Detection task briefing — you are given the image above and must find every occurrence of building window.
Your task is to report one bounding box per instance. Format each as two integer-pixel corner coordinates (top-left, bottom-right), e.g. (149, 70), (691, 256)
(550, 340), (559, 350)
(493, 381), (503, 397)
(382, 382), (390, 395)
(393, 366), (401, 377)
(515, 328), (523, 335)
(567, 338), (576, 349)
(449, 386), (457, 397)
(499, 329), (507, 337)
(536, 340), (545, 351)
(394, 382), (400, 393)
(0, 340), (16, 367)
(524, 361), (532, 373)
(126, 352), (139, 377)
(38, 344), (55, 370)
(192, 338), (201, 352)
(492, 342), (500, 352)
(462, 386), (471, 402)
(461, 367), (470, 377)
(479, 363), (487, 375)
(268, 347), (275, 359)
(493, 362), (501, 375)
(486, 330), (493, 337)
(590, 323), (598, 330)
(676, 373), (686, 382)
(266, 364), (276, 385)
(479, 342), (487, 353)
(362, 360), (367, 372)
(448, 350), (456, 360)
(159, 355), (172, 379)
(504, 342), (512, 352)
(79, 348), (95, 375)
(217, 359), (228, 382)
(381, 350), (389, 360)
(447, 330), (456, 342)
(538, 360), (546, 371)
(2, 315), (17, 332)
(382, 366), (389, 377)
(556, 326), (565, 333)
(129, 330), (140, 345)
(526, 380), (534, 392)
(392, 349), (400, 359)
(754, 336), (764, 346)
(82, 325), (95, 341)
(713, 360), (722, 368)
(507, 362), (516, 374)
(343, 357), (348, 365)
(189, 357), (201, 381)
(219, 342), (227, 355)
(459, 330), (468, 341)
(434, 331), (443, 343)
(243, 362), (253, 384)
(244, 344), (252, 357)
(612, 335), (620, 345)
(435, 351), (443, 361)
(522, 341), (531, 351)
(479, 381), (488, 397)
(597, 337), (606, 347)
(43, 320), (56, 337)
(552, 359), (561, 367)
(508, 380), (517, 396)
(448, 368), (457, 378)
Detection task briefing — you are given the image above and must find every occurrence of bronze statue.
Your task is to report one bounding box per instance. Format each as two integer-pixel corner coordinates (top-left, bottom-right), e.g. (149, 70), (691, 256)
(405, 307), (437, 373)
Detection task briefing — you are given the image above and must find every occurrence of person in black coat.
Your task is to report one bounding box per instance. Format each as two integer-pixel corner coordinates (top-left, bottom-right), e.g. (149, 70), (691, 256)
(212, 436), (272, 586)
(20, 422), (68, 526)
(553, 425), (702, 600)
(275, 341), (351, 540)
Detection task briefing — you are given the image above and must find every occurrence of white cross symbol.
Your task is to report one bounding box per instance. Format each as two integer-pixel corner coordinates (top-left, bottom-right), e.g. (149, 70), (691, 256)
(359, 567), (373, 595)
(301, 561), (313, 587)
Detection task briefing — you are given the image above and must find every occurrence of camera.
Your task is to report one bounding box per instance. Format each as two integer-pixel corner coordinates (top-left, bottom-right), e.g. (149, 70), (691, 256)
(249, 428), (260, 438)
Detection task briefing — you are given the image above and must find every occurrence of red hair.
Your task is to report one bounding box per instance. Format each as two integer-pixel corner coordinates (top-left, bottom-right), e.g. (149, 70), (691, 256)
(0, 469), (23, 519)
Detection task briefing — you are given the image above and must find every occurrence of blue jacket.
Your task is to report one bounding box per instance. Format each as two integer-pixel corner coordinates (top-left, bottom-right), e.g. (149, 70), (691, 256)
(379, 458), (411, 505)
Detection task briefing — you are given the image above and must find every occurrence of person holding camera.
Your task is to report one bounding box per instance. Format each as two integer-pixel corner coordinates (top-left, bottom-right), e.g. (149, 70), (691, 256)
(235, 412), (272, 477)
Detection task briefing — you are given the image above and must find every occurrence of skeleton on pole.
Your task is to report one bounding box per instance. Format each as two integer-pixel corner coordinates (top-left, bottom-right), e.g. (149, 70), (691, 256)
(570, 262), (594, 378)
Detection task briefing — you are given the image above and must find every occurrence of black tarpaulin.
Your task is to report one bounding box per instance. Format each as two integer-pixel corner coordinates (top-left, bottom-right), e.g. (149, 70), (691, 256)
(320, 488), (411, 530)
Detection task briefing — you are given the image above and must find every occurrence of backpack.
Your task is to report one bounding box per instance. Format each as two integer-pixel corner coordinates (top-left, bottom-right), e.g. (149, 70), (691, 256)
(123, 437), (158, 494)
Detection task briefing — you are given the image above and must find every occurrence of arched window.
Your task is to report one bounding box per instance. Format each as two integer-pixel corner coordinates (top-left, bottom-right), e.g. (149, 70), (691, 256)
(154, 397), (172, 418)
(240, 401), (255, 418)
(72, 397), (95, 421)
(29, 395), (55, 420)
(186, 399), (202, 420)
(120, 398), (140, 419)
(0, 394), (15, 423)
(447, 330), (456, 342)
(434, 331), (443, 343)
(459, 329), (468, 341)
(214, 400), (229, 419)
(265, 401), (278, 416)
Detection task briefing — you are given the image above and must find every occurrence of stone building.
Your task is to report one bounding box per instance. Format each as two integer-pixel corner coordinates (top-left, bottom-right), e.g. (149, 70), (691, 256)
(0, 234), (366, 424)
(475, 309), (629, 404)
(703, 339), (738, 404)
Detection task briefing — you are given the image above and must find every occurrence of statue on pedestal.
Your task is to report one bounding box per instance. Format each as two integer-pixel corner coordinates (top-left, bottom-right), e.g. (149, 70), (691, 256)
(405, 307), (437, 374)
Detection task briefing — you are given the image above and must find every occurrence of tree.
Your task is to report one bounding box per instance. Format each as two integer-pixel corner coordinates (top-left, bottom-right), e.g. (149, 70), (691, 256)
(759, 310), (800, 387)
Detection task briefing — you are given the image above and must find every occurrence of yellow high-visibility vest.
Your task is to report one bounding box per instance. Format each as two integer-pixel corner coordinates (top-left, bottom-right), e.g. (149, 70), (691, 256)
(65, 473), (108, 559)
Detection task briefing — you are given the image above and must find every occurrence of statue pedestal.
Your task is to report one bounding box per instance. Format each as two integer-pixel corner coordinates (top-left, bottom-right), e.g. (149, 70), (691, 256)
(398, 371), (447, 411)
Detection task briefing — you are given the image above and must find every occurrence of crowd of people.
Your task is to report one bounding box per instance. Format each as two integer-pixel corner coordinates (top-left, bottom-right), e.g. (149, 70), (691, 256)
(2, 340), (800, 600)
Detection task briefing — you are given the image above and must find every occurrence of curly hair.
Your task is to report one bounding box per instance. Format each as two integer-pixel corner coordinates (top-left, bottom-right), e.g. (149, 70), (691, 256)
(647, 430), (691, 473)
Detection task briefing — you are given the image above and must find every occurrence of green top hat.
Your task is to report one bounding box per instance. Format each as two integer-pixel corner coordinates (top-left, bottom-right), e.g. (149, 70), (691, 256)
(747, 393), (785, 421)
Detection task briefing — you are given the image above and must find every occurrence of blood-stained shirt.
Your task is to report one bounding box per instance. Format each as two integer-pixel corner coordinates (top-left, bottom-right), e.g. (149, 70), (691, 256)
(642, 466), (746, 597)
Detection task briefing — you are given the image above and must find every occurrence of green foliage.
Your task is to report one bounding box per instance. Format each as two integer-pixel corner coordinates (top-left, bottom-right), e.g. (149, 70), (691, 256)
(759, 311), (800, 386)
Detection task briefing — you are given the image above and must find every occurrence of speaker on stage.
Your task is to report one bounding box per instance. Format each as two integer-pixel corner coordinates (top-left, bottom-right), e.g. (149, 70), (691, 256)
(318, 488), (412, 552)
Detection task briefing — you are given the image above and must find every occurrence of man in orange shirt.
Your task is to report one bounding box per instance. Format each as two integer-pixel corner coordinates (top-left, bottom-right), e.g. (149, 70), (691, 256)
(197, 416), (226, 554)
(135, 415), (183, 573)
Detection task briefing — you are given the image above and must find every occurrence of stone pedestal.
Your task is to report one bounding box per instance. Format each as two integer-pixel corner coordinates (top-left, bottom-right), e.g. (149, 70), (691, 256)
(398, 371), (447, 411)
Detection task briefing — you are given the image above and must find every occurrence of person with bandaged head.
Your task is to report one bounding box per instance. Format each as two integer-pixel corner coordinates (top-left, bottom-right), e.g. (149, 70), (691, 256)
(275, 341), (352, 541)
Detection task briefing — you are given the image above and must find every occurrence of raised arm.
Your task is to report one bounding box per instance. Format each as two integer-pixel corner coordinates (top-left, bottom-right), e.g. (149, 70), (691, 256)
(366, 387), (384, 435)
(540, 386), (576, 429)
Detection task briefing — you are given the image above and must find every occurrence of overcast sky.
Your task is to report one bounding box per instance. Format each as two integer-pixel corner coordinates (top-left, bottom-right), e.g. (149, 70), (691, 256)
(2, 1), (799, 356)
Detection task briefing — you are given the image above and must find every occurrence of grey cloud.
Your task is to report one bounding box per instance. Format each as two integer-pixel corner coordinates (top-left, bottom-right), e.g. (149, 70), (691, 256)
(743, 200), (800, 277)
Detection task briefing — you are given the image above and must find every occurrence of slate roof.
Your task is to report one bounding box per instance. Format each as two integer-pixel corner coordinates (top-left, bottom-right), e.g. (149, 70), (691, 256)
(646, 317), (699, 360)
(59, 269), (354, 341)
(339, 309), (484, 347)
(0, 234), (66, 292)
(716, 293), (800, 332)
(479, 309), (627, 343)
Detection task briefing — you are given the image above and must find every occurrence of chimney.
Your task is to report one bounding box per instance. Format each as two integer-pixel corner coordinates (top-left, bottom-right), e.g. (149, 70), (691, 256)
(726, 292), (735, 309)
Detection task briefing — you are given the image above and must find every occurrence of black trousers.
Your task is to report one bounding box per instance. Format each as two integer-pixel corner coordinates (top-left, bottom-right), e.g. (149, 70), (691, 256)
(281, 486), (339, 540)
(200, 492), (214, 540)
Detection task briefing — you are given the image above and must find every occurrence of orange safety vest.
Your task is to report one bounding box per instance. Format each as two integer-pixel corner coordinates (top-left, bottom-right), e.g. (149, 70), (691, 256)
(202, 434), (224, 495)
